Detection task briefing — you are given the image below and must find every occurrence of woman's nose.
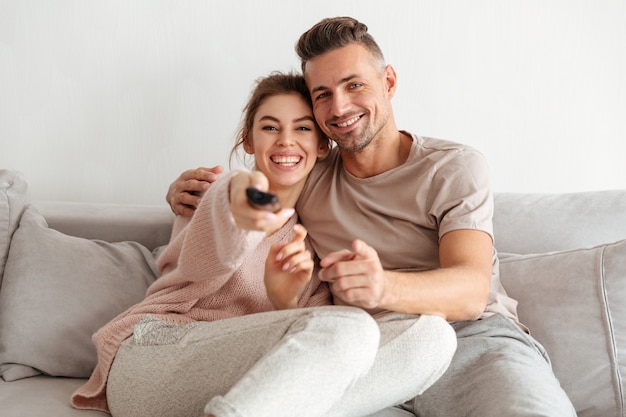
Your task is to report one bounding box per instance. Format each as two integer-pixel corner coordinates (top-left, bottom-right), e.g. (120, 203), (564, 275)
(276, 130), (295, 146)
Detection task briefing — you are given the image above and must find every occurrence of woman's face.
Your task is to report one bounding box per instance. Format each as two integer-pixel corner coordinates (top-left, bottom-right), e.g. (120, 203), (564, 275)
(245, 93), (325, 193)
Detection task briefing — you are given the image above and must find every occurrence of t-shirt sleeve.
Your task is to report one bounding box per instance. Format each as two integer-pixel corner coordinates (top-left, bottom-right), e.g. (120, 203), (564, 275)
(428, 148), (494, 241)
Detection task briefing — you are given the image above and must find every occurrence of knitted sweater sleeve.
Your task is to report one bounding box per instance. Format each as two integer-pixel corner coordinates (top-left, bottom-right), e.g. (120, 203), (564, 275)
(70, 171), (271, 413)
(148, 170), (266, 296)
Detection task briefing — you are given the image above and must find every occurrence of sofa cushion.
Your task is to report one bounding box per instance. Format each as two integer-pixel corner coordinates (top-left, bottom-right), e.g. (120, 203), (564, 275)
(0, 376), (108, 417)
(0, 169), (30, 288)
(499, 240), (626, 417)
(0, 205), (159, 381)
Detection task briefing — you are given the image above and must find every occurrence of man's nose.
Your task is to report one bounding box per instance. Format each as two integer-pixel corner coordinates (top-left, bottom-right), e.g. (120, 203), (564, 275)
(330, 91), (350, 116)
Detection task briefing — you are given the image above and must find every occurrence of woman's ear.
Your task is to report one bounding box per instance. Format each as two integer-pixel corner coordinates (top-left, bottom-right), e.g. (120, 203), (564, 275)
(242, 129), (254, 154)
(317, 137), (331, 158)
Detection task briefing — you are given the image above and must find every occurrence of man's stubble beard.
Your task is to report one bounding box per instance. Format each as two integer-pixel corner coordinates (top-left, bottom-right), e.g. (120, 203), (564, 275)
(331, 112), (386, 155)
(333, 130), (373, 154)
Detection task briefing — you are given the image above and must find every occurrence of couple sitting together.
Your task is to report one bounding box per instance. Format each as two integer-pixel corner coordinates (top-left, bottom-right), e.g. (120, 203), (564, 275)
(71, 16), (575, 417)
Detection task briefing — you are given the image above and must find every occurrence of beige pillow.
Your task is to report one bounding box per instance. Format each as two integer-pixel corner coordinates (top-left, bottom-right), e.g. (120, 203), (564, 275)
(499, 239), (626, 417)
(0, 205), (158, 381)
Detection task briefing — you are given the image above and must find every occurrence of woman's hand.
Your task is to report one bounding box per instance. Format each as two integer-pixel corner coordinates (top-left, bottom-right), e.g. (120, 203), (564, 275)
(264, 224), (314, 309)
(229, 171), (295, 234)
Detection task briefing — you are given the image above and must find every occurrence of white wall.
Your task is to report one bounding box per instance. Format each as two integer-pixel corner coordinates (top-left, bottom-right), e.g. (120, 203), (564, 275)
(1, 0), (625, 205)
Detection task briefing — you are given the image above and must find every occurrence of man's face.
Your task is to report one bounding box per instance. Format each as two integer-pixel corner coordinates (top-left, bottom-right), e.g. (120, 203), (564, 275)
(304, 43), (395, 153)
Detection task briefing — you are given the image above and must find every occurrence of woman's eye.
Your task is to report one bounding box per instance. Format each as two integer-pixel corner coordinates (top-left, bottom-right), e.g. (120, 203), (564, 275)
(262, 126), (278, 131)
(297, 126), (312, 131)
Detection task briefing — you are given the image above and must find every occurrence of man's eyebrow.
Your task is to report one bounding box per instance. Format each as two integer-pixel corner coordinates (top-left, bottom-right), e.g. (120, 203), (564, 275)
(311, 85), (327, 94)
(311, 74), (359, 94)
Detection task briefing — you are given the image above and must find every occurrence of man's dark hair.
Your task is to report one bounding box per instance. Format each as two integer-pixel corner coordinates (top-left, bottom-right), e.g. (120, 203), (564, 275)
(295, 16), (385, 74)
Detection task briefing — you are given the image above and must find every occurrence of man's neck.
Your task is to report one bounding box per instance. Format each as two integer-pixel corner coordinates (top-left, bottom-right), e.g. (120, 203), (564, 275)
(341, 130), (412, 178)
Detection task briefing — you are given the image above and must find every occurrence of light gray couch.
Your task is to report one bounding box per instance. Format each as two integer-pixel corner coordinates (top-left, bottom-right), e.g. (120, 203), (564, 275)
(1, 168), (625, 417)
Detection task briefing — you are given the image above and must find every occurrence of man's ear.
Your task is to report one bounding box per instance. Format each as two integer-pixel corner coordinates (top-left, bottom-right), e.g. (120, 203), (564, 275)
(242, 129), (254, 154)
(384, 64), (397, 98)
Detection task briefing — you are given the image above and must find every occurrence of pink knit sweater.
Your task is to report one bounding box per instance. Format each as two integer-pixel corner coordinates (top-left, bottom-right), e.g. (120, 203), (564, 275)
(71, 170), (331, 412)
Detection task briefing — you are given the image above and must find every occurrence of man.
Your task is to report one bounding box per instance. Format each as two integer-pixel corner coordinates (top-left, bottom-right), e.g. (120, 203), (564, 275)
(167, 16), (575, 417)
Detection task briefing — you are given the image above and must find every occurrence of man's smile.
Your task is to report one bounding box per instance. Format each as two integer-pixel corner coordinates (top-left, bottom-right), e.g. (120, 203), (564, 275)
(334, 115), (362, 128)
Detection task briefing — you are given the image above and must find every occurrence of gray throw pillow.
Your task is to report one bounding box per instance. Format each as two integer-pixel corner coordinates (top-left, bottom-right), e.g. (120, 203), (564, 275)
(499, 239), (626, 417)
(0, 169), (30, 287)
(0, 205), (158, 381)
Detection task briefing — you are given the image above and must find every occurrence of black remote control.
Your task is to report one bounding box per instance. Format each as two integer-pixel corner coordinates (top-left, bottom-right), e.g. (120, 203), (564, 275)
(246, 187), (281, 212)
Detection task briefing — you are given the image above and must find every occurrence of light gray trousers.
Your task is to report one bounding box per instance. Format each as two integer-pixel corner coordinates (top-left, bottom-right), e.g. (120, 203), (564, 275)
(399, 313), (577, 417)
(107, 306), (456, 417)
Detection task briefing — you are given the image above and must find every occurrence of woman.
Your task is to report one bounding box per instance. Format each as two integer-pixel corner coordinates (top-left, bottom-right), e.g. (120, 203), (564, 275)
(71, 72), (456, 417)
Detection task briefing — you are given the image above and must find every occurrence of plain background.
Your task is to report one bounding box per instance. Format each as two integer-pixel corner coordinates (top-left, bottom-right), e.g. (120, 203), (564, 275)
(1, 0), (625, 205)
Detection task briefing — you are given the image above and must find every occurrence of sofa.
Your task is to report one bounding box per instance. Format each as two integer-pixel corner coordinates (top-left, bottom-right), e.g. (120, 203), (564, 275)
(0, 168), (624, 417)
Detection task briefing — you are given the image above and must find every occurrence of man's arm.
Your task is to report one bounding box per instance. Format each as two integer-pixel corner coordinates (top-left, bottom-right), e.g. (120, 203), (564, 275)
(319, 229), (493, 322)
(166, 166), (224, 217)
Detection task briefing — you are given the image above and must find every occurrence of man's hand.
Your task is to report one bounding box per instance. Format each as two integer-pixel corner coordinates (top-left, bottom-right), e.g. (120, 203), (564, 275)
(319, 239), (387, 310)
(166, 166), (224, 217)
(320, 230), (493, 320)
(265, 224), (314, 309)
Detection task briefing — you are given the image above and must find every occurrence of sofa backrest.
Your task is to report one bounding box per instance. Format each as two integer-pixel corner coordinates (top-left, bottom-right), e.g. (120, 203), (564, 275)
(493, 190), (626, 254)
(33, 200), (174, 251)
(5, 166), (626, 258)
(25, 191), (626, 256)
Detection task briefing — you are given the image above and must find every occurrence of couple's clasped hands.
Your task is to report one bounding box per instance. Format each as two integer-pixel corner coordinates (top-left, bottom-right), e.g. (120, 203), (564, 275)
(168, 166), (389, 312)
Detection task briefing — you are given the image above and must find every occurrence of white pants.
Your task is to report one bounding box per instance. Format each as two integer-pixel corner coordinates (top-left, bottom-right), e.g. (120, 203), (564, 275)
(107, 306), (456, 417)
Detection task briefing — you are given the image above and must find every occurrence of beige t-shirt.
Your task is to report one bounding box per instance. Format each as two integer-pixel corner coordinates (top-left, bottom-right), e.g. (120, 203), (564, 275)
(296, 132), (520, 324)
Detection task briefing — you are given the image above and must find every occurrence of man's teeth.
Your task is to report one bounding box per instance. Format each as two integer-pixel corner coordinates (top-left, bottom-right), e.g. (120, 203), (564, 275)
(271, 156), (302, 166)
(336, 116), (360, 128)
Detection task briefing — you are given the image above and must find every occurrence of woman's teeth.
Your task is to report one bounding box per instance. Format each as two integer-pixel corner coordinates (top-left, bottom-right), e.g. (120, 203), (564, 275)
(271, 156), (301, 167)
